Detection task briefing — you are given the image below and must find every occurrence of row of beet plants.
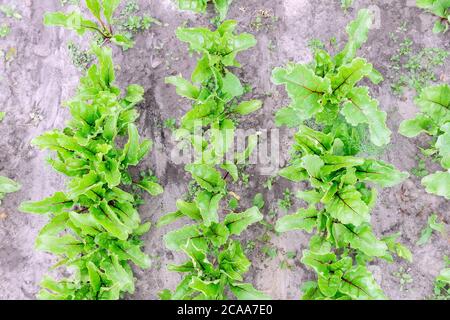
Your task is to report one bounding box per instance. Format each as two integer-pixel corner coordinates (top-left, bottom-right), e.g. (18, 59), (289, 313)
(272, 9), (412, 300)
(19, 1), (163, 299)
(158, 20), (269, 300)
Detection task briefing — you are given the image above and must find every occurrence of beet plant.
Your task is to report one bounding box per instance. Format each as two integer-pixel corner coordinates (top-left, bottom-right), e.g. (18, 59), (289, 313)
(272, 9), (390, 148)
(399, 84), (450, 199)
(272, 9), (411, 300)
(416, 0), (450, 33)
(159, 20), (269, 300)
(276, 126), (409, 299)
(177, 0), (233, 21)
(44, 0), (152, 49)
(341, 0), (355, 11)
(0, 113), (21, 206)
(433, 260), (450, 299)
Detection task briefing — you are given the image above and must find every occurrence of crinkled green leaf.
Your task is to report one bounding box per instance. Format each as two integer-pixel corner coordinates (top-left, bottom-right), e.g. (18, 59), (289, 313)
(436, 123), (450, 169)
(272, 64), (331, 120)
(329, 58), (373, 100)
(103, 0), (120, 24)
(325, 185), (370, 227)
(230, 283), (271, 300)
(177, 200), (202, 221)
(86, 0), (101, 20)
(195, 191), (222, 226)
(185, 164), (226, 193)
(213, 0), (233, 21)
(279, 164), (308, 182)
(339, 266), (386, 300)
(274, 107), (304, 127)
(341, 87), (391, 146)
(335, 9), (374, 66)
(422, 171), (450, 199)
(220, 162), (238, 182)
(0, 176), (21, 194)
(333, 223), (388, 257)
(224, 206), (263, 235)
(233, 100), (262, 115)
(166, 76), (200, 100)
(157, 211), (184, 228)
(137, 179), (163, 196)
(356, 159), (409, 187)
(164, 224), (203, 251)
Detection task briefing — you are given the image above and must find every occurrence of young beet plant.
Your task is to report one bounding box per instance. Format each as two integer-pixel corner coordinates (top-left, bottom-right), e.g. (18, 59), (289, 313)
(275, 126), (410, 299)
(44, 0), (136, 49)
(399, 84), (450, 199)
(433, 261), (450, 299)
(272, 9), (390, 148)
(19, 45), (163, 299)
(177, 0), (233, 21)
(0, 112), (21, 206)
(158, 20), (269, 300)
(416, 0), (450, 33)
(272, 9), (411, 300)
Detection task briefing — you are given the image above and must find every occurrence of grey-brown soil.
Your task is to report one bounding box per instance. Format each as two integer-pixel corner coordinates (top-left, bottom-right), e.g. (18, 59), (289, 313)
(0, 0), (449, 300)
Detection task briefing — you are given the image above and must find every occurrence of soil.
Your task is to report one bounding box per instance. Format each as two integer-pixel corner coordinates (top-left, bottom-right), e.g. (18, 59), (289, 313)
(0, 0), (449, 300)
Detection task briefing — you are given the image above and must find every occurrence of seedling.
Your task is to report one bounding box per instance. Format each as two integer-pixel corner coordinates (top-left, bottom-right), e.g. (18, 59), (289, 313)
(44, 0), (135, 49)
(228, 197), (239, 210)
(273, 9), (391, 148)
(0, 25), (10, 38)
(67, 41), (94, 70)
(263, 176), (276, 190)
(417, 214), (446, 245)
(163, 118), (177, 131)
(280, 260), (293, 270)
(278, 189), (293, 212)
(307, 38), (325, 52)
(115, 0), (160, 46)
(262, 245), (278, 259)
(389, 24), (448, 95)
(253, 193), (265, 210)
(0, 4), (21, 39)
(411, 156), (429, 178)
(341, 0), (355, 11)
(393, 267), (414, 292)
(245, 240), (256, 253)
